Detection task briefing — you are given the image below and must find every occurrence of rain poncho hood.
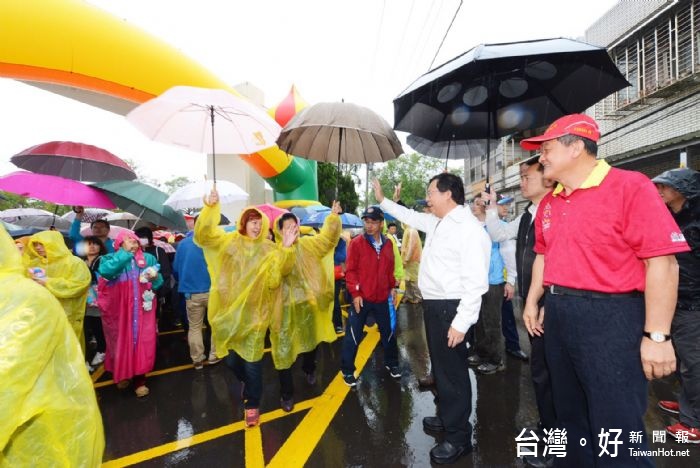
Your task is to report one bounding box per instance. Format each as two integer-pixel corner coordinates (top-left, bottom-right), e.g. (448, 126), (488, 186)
(195, 203), (294, 362)
(23, 230), (91, 350)
(271, 212), (341, 369)
(652, 168), (700, 200)
(0, 226), (104, 466)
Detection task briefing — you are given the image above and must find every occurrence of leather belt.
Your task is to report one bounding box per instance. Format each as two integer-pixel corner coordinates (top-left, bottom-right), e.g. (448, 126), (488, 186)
(548, 284), (642, 299)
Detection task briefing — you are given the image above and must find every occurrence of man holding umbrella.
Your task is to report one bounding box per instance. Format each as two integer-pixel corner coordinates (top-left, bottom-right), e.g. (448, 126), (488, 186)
(373, 174), (490, 464)
(70, 206), (114, 253)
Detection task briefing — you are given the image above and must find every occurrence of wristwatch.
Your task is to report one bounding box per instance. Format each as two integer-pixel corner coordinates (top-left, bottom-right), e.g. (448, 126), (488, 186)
(643, 331), (671, 343)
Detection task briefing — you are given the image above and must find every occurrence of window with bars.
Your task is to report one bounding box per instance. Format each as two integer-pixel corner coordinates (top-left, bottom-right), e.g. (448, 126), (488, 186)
(600, 0), (698, 114)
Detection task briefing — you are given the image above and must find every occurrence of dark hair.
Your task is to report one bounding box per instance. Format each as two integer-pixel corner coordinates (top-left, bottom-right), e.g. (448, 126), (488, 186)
(83, 235), (108, 255)
(277, 212), (298, 231)
(134, 227), (153, 244)
(520, 158), (545, 173)
(387, 222), (397, 229)
(558, 135), (598, 156)
(428, 173), (465, 205)
(91, 219), (110, 230)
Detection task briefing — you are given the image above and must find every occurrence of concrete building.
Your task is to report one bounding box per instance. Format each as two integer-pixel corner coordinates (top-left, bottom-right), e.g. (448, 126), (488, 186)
(465, 0), (700, 216)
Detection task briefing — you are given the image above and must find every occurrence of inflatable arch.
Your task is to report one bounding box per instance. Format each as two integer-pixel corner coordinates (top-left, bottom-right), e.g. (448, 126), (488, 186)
(0, 0), (317, 201)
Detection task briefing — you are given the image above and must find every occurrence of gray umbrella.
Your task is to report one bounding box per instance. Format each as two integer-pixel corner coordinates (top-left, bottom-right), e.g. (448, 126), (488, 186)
(407, 134), (500, 169)
(277, 102), (403, 197)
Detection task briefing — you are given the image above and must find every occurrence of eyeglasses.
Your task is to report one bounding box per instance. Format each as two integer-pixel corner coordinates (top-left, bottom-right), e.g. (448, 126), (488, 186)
(426, 189), (441, 197)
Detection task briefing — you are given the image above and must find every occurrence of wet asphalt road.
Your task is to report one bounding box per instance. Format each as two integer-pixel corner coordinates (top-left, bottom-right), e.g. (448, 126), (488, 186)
(95, 302), (700, 467)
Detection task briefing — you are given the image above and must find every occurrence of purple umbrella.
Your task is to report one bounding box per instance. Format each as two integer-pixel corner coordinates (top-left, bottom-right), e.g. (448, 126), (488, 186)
(0, 171), (116, 209)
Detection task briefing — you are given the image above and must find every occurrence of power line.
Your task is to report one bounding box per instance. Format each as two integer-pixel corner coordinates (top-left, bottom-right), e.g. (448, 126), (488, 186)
(368, 0), (387, 84)
(428, 0), (463, 71)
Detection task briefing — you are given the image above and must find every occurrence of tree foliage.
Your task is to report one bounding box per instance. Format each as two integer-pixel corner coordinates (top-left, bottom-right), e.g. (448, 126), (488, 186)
(370, 153), (447, 207)
(0, 191), (72, 215)
(162, 176), (193, 195)
(317, 162), (360, 214)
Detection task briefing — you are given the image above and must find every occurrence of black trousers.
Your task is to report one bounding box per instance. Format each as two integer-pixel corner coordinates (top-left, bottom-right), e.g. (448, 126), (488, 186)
(423, 299), (472, 447)
(278, 348), (317, 400)
(529, 333), (556, 430)
(672, 306), (700, 429)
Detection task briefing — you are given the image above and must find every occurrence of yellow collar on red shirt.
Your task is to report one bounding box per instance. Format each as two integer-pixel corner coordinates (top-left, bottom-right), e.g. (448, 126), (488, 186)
(552, 159), (611, 197)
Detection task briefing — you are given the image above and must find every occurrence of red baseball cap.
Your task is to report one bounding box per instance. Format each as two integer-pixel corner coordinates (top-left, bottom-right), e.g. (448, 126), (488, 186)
(520, 114), (600, 150)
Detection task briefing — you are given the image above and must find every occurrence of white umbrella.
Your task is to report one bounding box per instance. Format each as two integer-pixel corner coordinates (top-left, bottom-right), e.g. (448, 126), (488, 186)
(61, 208), (114, 223)
(103, 211), (139, 229)
(164, 179), (248, 210)
(0, 208), (72, 231)
(126, 86), (282, 181)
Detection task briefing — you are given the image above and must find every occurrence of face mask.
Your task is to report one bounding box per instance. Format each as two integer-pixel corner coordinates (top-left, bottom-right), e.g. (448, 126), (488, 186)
(139, 238), (149, 247)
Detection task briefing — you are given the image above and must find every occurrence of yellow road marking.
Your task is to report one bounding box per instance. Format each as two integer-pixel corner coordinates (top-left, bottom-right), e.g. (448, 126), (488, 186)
(100, 325), (380, 467)
(267, 326), (380, 467)
(94, 363), (195, 389)
(101, 397), (319, 467)
(91, 364), (105, 382)
(245, 426), (264, 467)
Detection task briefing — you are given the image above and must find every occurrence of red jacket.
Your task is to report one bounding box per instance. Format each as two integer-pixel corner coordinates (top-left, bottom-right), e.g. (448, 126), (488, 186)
(345, 234), (395, 303)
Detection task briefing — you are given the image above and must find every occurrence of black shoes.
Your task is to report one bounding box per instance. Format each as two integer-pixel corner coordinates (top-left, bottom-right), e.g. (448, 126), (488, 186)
(429, 440), (471, 464)
(507, 349), (529, 361)
(422, 416), (444, 432)
(417, 374), (435, 389)
(476, 362), (506, 374)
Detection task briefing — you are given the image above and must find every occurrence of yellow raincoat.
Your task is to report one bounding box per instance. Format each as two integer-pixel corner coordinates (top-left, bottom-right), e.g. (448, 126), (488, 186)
(23, 231), (91, 351)
(400, 225), (422, 282)
(0, 226), (104, 467)
(270, 213), (341, 369)
(195, 203), (294, 362)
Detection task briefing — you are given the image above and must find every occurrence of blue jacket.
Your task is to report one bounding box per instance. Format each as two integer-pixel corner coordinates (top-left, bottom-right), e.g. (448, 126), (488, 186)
(485, 226), (505, 285)
(69, 218), (114, 253)
(334, 237), (347, 265)
(172, 231), (210, 294)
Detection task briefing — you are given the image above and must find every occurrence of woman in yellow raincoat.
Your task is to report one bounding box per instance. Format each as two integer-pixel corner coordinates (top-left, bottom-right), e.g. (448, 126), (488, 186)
(195, 188), (296, 427)
(401, 223), (423, 303)
(23, 230), (91, 351)
(0, 225), (104, 467)
(272, 202), (342, 411)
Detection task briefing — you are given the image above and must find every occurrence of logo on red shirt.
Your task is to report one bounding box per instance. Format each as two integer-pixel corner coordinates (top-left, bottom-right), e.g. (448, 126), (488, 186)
(542, 202), (552, 231)
(671, 232), (686, 242)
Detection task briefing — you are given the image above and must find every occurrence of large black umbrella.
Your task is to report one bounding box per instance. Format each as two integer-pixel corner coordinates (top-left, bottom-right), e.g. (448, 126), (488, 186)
(394, 37), (630, 183)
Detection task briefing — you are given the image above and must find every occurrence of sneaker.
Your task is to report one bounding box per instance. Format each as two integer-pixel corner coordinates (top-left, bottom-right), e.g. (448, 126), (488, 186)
(90, 352), (106, 367)
(305, 371), (317, 385)
(386, 366), (401, 379)
(476, 362), (506, 375)
(193, 360), (204, 370)
(245, 408), (260, 427)
(467, 355), (482, 367)
(342, 373), (357, 387)
(335, 326), (344, 334)
(666, 422), (700, 443)
(280, 397), (295, 412)
(658, 400), (680, 415)
(206, 357), (222, 366)
(135, 385), (150, 398)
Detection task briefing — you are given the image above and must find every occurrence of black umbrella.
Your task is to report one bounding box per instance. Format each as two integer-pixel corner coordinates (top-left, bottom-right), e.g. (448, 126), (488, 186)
(394, 37), (630, 185)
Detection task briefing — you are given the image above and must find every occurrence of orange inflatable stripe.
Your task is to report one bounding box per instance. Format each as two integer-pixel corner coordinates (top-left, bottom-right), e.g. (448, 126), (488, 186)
(0, 63), (155, 104)
(239, 154), (280, 178)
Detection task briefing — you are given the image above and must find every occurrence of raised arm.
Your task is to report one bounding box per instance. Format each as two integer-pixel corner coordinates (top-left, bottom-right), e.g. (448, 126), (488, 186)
(194, 188), (226, 249)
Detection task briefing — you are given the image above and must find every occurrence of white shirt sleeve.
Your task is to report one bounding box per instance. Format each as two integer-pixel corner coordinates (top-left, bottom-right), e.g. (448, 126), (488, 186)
(484, 209), (521, 242)
(452, 225), (491, 333)
(500, 237), (517, 286)
(379, 199), (435, 233)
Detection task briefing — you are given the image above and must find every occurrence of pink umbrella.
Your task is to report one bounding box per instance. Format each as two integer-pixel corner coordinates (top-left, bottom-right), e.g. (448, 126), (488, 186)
(255, 204), (289, 225)
(0, 171), (116, 208)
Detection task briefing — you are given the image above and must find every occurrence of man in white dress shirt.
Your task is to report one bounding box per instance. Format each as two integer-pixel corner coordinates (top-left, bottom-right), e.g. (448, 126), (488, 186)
(373, 173), (490, 464)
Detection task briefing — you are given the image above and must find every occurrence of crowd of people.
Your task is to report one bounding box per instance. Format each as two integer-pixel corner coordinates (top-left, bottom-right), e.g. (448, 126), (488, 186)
(1, 112), (698, 466)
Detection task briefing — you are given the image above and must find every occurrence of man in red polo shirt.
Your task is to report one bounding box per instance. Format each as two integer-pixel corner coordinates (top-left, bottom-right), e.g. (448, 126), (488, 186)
(521, 114), (689, 466)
